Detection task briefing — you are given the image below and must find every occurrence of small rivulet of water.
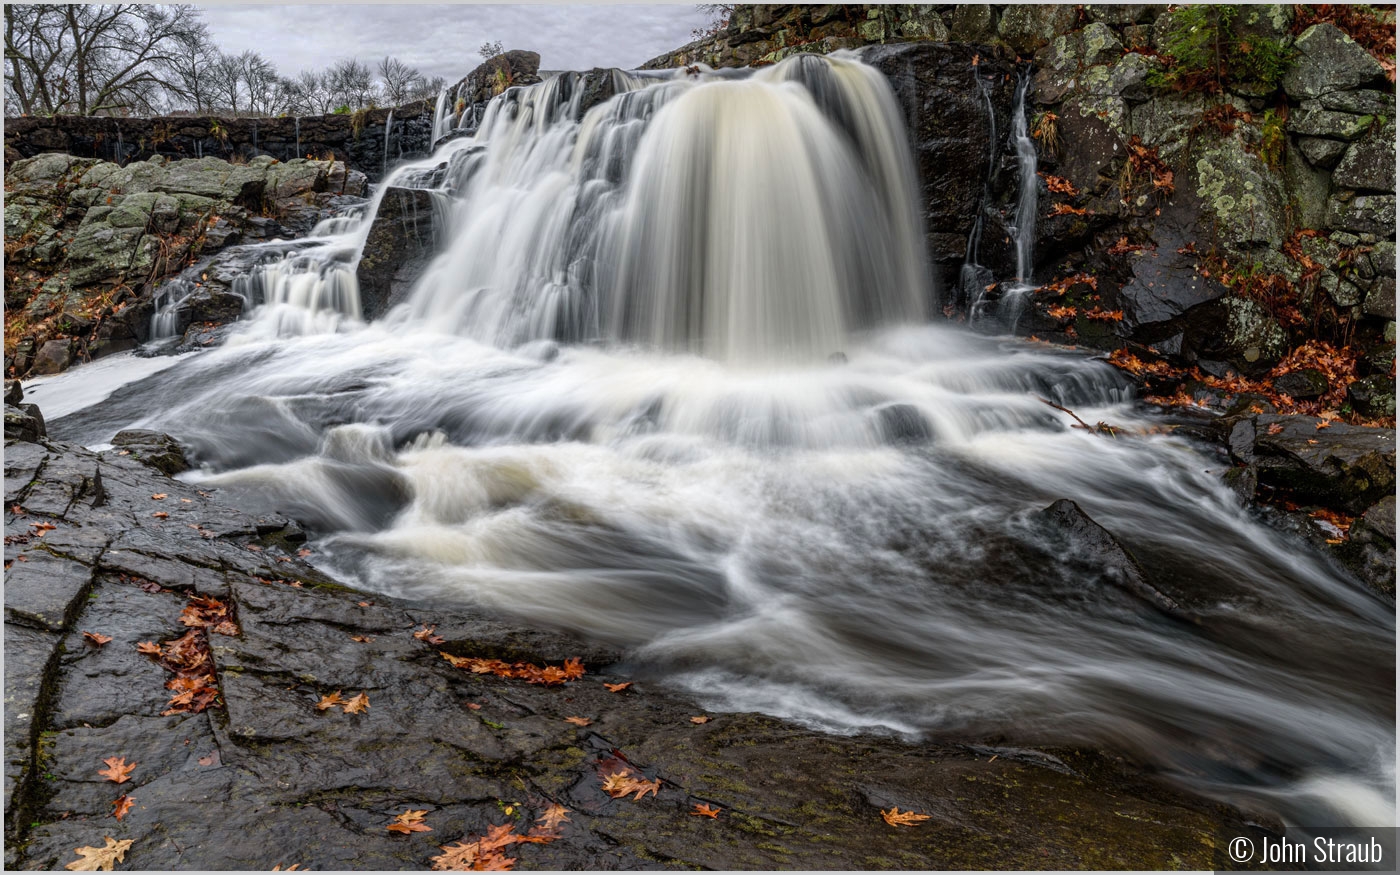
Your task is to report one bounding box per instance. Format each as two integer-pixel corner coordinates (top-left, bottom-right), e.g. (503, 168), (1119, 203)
(48, 51), (1394, 834)
(382, 109), (394, 178)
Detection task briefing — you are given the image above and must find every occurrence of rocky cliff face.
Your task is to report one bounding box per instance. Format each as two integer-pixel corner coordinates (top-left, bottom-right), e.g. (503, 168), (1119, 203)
(4, 153), (366, 375)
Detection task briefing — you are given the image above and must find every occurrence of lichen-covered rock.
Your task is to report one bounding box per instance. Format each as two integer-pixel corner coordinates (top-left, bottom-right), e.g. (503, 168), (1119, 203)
(1326, 193), (1397, 236)
(1295, 135), (1349, 168)
(1349, 375), (1397, 419)
(1283, 23), (1387, 99)
(1286, 108), (1376, 141)
(29, 339), (75, 376)
(997, 4), (1079, 55)
(948, 3), (996, 42)
(1184, 296), (1289, 374)
(1333, 121), (1396, 192)
(1192, 133), (1288, 251)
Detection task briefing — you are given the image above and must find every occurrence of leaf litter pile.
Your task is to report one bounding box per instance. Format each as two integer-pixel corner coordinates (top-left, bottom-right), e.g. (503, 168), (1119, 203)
(136, 594), (238, 716)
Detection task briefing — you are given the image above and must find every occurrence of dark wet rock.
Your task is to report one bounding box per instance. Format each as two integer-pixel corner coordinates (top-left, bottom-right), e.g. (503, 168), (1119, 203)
(1036, 499), (1181, 615)
(859, 43), (1018, 289)
(3, 547), (96, 632)
(1272, 369), (1330, 400)
(1283, 23), (1387, 100)
(1335, 495), (1397, 597)
(4, 434), (1266, 870)
(4, 381), (21, 406)
(110, 430), (189, 476)
(356, 187), (441, 321)
(1348, 375), (1397, 420)
(4, 405), (45, 443)
(997, 4), (1078, 54)
(1252, 414), (1396, 513)
(873, 403), (933, 445)
(1179, 296), (1289, 376)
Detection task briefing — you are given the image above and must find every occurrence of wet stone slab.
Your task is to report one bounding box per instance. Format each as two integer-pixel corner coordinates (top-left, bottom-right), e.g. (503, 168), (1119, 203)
(5, 434), (1268, 870)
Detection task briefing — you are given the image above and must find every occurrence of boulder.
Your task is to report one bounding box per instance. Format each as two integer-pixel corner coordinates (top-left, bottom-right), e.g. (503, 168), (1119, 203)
(1191, 132), (1289, 252)
(110, 430), (189, 476)
(1036, 499), (1180, 614)
(1326, 194), (1396, 236)
(1286, 109), (1375, 141)
(1295, 136), (1348, 169)
(30, 339), (75, 376)
(998, 4), (1079, 55)
(859, 43), (1018, 288)
(1348, 375), (1396, 420)
(1332, 122), (1396, 191)
(1252, 414), (1396, 512)
(4, 380), (22, 405)
(1272, 369), (1329, 400)
(948, 3), (996, 43)
(1182, 297), (1288, 375)
(1336, 495), (1396, 597)
(3, 404), (44, 443)
(355, 187), (442, 321)
(1282, 23), (1387, 99)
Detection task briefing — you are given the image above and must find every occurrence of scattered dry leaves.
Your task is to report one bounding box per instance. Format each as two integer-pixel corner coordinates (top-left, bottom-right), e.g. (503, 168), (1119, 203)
(1039, 172), (1078, 196)
(316, 691), (345, 711)
(413, 625), (446, 645)
(535, 804), (571, 833)
(1047, 203), (1089, 217)
(135, 641), (162, 655)
(440, 653), (586, 687)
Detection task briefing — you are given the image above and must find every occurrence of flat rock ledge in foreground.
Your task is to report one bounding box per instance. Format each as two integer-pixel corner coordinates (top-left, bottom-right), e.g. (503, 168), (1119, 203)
(5, 433), (1265, 870)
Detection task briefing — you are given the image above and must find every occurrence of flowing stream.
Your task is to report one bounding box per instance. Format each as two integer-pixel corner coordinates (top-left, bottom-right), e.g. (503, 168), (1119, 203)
(46, 52), (1394, 831)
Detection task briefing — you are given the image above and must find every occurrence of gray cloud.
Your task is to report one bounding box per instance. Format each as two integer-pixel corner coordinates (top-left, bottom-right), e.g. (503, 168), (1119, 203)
(199, 3), (714, 82)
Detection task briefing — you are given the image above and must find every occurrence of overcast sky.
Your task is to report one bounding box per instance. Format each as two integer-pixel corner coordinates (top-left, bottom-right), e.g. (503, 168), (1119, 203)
(199, 2), (714, 81)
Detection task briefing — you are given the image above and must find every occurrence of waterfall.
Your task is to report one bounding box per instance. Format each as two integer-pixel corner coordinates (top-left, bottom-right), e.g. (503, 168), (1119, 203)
(295, 116), (301, 158)
(431, 85), (449, 144)
(382, 109), (394, 177)
(149, 278), (195, 340)
(266, 53), (929, 361)
(991, 68), (1039, 328)
(961, 71), (997, 317)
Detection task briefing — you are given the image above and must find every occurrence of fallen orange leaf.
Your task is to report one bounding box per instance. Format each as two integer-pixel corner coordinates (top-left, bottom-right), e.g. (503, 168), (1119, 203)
(111, 796), (133, 821)
(563, 716), (592, 727)
(316, 691), (344, 711)
(603, 682), (631, 693)
(98, 757), (136, 784)
(343, 692), (371, 714)
(135, 641), (161, 655)
(64, 836), (133, 871)
(881, 807), (932, 827)
(689, 716), (710, 724)
(150, 493), (167, 500)
(387, 809), (433, 834)
(691, 803), (721, 818)
(83, 632), (112, 647)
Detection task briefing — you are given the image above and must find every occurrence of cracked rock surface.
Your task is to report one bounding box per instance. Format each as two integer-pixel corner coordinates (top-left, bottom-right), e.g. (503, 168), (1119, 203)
(6, 434), (1264, 870)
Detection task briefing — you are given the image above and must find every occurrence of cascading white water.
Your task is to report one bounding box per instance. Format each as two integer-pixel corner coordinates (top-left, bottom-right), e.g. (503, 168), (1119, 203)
(382, 109), (394, 177)
(1008, 70), (1037, 285)
(54, 51), (1395, 833)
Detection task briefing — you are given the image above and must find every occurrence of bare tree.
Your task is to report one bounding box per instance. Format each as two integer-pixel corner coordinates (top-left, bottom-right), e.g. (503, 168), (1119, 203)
(282, 69), (332, 116)
(207, 50), (243, 115)
(325, 56), (376, 110)
(5, 4), (207, 116)
(378, 55), (426, 106)
(411, 74), (446, 103)
(478, 39), (504, 61)
(239, 50), (280, 116)
(163, 23), (219, 114)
